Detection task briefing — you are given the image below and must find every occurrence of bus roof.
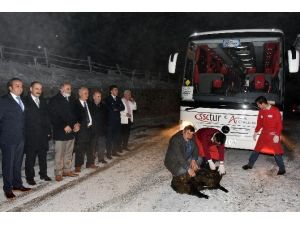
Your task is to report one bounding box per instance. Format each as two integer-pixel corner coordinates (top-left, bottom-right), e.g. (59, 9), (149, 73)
(189, 29), (284, 38)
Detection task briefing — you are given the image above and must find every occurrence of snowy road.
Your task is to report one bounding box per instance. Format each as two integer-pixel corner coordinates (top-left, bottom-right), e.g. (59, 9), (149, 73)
(1, 120), (300, 211)
(3, 122), (299, 211)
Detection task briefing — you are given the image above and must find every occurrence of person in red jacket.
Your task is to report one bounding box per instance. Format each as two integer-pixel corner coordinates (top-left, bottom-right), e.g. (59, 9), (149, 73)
(242, 96), (286, 175)
(194, 127), (227, 175)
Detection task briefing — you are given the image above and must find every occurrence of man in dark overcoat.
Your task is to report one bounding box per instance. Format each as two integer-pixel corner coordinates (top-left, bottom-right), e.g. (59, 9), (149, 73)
(104, 85), (125, 159)
(24, 81), (52, 185)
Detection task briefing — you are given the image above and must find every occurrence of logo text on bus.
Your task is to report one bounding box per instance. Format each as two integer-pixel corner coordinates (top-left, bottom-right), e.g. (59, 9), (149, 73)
(194, 113), (221, 122)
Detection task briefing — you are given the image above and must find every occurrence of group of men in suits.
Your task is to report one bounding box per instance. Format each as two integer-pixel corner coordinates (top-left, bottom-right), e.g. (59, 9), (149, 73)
(0, 78), (137, 199)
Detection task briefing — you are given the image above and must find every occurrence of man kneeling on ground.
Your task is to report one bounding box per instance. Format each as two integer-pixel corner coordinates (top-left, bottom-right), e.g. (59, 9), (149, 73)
(164, 125), (199, 178)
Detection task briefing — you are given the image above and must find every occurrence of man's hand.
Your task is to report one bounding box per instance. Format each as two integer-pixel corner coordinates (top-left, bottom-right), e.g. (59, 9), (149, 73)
(73, 123), (80, 132)
(218, 161), (226, 175)
(253, 132), (258, 141)
(126, 113), (131, 117)
(64, 125), (72, 133)
(273, 135), (280, 143)
(188, 168), (196, 177)
(208, 159), (216, 170)
(190, 160), (199, 172)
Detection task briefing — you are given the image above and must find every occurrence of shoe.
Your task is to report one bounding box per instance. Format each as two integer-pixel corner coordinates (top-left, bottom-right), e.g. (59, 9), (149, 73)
(26, 179), (37, 186)
(55, 175), (63, 182)
(100, 160), (108, 164)
(5, 191), (16, 199)
(112, 153), (121, 157)
(63, 171), (79, 177)
(12, 186), (31, 192)
(124, 147), (131, 151)
(107, 156), (112, 160)
(277, 170), (286, 175)
(40, 175), (52, 181)
(242, 164), (252, 170)
(86, 164), (98, 169)
(75, 167), (81, 173)
(118, 150), (123, 153)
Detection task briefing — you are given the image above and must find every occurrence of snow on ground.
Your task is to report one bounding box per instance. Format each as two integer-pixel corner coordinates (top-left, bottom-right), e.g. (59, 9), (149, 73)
(1, 119), (300, 211)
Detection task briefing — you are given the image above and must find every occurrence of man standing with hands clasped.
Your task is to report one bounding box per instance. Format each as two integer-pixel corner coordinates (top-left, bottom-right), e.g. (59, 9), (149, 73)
(105, 85), (125, 159)
(242, 96), (286, 175)
(49, 82), (80, 182)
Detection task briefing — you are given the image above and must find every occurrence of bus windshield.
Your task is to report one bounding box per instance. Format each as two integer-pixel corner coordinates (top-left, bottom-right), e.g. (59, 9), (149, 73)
(183, 36), (284, 106)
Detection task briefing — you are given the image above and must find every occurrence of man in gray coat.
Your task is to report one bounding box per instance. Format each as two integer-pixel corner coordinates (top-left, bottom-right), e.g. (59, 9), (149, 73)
(164, 125), (199, 177)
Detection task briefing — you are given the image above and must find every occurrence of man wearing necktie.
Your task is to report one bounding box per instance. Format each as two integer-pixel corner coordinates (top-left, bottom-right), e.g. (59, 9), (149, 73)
(74, 87), (97, 172)
(24, 81), (52, 186)
(104, 85), (125, 159)
(0, 78), (31, 199)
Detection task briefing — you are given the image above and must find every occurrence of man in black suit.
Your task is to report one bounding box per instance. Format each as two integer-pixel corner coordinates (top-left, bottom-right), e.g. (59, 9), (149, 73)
(0, 78), (31, 199)
(105, 85), (125, 159)
(90, 90), (107, 164)
(49, 82), (80, 182)
(24, 81), (52, 186)
(74, 87), (97, 173)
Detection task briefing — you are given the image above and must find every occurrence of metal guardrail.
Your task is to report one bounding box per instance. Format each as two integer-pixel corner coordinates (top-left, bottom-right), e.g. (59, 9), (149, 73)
(0, 44), (176, 83)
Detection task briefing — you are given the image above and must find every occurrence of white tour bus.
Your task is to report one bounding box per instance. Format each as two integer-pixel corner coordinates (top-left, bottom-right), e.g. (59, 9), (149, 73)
(169, 29), (299, 150)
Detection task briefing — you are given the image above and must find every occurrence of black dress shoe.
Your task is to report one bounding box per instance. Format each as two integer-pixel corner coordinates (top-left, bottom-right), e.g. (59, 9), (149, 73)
(5, 191), (16, 199)
(112, 153), (121, 157)
(107, 156), (112, 160)
(124, 147), (131, 151)
(13, 186), (31, 192)
(242, 165), (252, 170)
(277, 170), (286, 175)
(100, 159), (108, 164)
(40, 175), (52, 181)
(26, 179), (37, 186)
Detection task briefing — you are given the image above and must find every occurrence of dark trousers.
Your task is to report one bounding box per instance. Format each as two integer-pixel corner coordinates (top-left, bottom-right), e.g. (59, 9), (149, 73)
(0, 140), (24, 193)
(25, 148), (47, 180)
(248, 151), (286, 171)
(90, 134), (106, 162)
(106, 122), (121, 157)
(121, 120), (132, 149)
(75, 128), (94, 167)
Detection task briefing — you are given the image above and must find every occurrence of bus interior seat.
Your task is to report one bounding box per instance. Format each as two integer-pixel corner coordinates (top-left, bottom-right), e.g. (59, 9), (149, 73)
(198, 73), (224, 94)
(246, 73), (272, 92)
(212, 79), (223, 89)
(211, 78), (224, 94)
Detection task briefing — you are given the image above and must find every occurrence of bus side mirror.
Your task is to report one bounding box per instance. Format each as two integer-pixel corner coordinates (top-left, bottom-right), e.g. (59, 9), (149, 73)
(168, 53), (178, 74)
(288, 48), (299, 73)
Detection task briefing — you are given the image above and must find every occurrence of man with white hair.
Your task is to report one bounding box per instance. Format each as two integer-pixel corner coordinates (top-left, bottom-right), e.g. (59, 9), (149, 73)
(120, 89), (137, 151)
(74, 87), (97, 172)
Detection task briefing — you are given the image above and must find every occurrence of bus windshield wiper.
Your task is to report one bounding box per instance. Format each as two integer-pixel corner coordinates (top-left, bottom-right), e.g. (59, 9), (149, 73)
(185, 107), (199, 111)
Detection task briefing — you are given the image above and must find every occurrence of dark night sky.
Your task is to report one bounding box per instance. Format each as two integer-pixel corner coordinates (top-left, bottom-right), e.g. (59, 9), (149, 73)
(1, 12), (300, 73)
